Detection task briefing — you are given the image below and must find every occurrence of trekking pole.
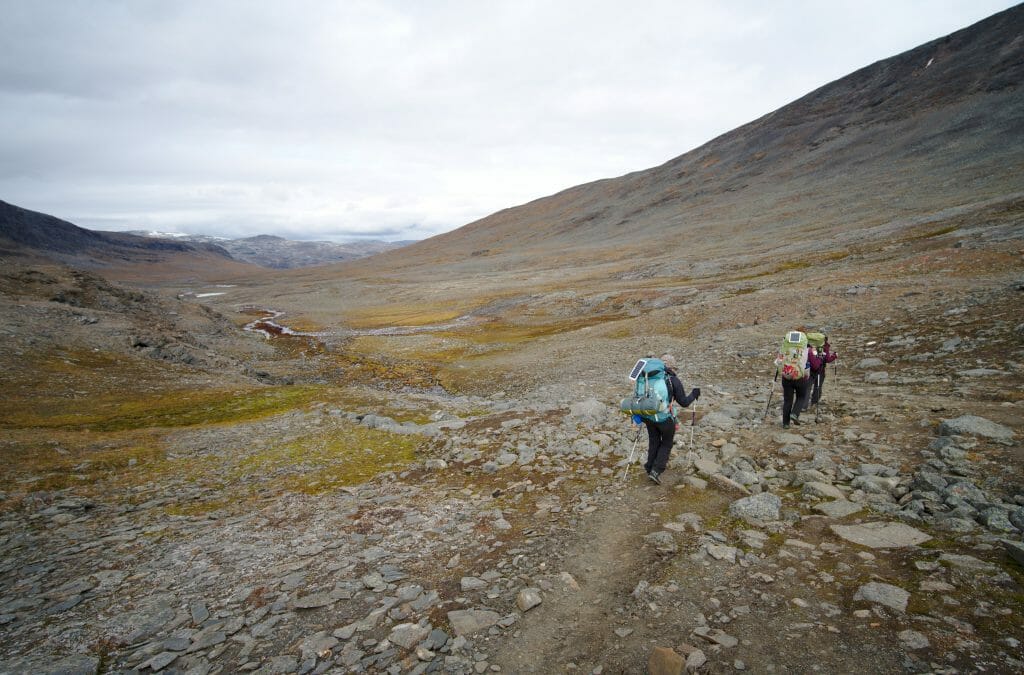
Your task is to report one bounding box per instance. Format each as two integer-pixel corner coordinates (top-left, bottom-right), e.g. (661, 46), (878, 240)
(762, 369), (779, 420)
(689, 401), (697, 448)
(619, 425), (643, 482)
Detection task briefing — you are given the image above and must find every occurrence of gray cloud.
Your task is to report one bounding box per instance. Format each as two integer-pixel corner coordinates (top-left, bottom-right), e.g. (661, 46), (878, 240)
(0, 0), (1016, 242)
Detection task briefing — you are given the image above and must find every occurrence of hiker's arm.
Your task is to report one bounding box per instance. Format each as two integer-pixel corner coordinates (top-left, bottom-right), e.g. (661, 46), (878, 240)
(670, 375), (697, 407)
(808, 350), (823, 371)
(824, 343), (838, 363)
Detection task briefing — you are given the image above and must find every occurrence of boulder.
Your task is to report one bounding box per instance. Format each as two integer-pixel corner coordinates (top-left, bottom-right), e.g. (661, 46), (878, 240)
(388, 623), (430, 650)
(728, 492), (781, 524)
(802, 482), (845, 500)
(516, 588), (542, 612)
(830, 522), (931, 548)
(938, 415), (1015, 442)
(446, 609), (501, 636)
(853, 582), (909, 612)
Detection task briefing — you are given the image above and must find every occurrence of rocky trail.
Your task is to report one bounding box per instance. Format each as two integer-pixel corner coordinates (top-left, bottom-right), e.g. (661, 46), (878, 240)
(1, 342), (1022, 674)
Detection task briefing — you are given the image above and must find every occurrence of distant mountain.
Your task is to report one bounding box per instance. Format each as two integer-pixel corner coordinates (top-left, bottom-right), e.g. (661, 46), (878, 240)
(127, 231), (413, 269)
(0, 200), (234, 264)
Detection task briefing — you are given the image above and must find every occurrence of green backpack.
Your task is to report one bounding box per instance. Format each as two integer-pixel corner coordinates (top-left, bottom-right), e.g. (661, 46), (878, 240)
(806, 332), (826, 348)
(777, 331), (809, 381)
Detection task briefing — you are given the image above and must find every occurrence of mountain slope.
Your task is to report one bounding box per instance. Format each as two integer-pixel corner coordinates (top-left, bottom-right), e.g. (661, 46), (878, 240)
(345, 4), (1024, 279)
(0, 199), (233, 262)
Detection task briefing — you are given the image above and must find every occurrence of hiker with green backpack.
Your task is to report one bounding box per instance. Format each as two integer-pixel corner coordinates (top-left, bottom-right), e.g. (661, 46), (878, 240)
(619, 354), (700, 484)
(774, 330), (811, 429)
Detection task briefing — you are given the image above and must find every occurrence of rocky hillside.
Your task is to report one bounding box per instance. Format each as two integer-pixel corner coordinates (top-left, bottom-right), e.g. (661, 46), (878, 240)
(344, 4), (1024, 279)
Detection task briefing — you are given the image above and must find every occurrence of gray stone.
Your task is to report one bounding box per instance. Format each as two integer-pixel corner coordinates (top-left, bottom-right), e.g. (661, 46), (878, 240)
(298, 632), (339, 661)
(186, 630), (226, 653)
(944, 480), (988, 505)
(938, 415), (1015, 442)
(293, 591), (338, 609)
(460, 577), (487, 592)
(813, 500), (863, 518)
(1003, 540), (1024, 567)
(685, 649), (707, 671)
(1010, 508), (1024, 533)
(728, 492), (782, 523)
(516, 588), (542, 612)
(830, 522), (931, 548)
(683, 475), (708, 490)
(939, 553), (998, 571)
(710, 473), (751, 495)
(851, 475), (900, 495)
(447, 609), (501, 636)
(693, 459), (721, 476)
(858, 463), (897, 477)
(388, 623), (430, 650)
(865, 372), (889, 383)
(333, 623), (358, 640)
(853, 582), (909, 612)
(773, 433), (808, 446)
(700, 411), (737, 430)
(802, 482), (845, 500)
(899, 630), (930, 650)
(911, 471), (948, 492)
(857, 358), (884, 369)
(979, 508), (1018, 533)
(692, 626), (739, 648)
(143, 652), (179, 672)
(361, 571), (387, 590)
(705, 544), (738, 563)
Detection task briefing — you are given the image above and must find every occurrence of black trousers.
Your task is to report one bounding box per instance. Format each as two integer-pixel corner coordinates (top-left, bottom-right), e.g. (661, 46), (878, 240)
(643, 418), (676, 474)
(782, 377), (810, 425)
(809, 369), (827, 406)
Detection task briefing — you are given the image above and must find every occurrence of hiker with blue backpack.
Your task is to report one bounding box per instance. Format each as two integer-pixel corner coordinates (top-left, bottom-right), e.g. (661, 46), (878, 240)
(619, 354), (700, 484)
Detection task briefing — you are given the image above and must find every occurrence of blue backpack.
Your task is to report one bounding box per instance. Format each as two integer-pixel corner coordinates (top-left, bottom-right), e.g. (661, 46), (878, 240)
(619, 358), (675, 423)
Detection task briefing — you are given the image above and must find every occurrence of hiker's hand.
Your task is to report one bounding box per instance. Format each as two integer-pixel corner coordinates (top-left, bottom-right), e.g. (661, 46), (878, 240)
(691, 388), (701, 401)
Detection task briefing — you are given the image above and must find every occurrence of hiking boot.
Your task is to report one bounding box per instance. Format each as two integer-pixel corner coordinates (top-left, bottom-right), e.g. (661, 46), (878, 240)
(648, 470), (662, 485)
(792, 415), (801, 426)
(782, 423), (790, 429)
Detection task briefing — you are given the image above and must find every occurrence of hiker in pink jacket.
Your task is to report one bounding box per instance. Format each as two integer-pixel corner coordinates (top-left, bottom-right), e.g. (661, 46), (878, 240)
(805, 338), (838, 411)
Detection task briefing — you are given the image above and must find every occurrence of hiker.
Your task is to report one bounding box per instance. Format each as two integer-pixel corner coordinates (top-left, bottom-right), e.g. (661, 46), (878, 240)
(806, 335), (838, 410)
(775, 331), (811, 429)
(641, 354), (700, 484)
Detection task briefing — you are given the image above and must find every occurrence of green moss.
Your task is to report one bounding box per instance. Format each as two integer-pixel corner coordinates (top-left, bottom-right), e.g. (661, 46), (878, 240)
(0, 385), (323, 431)
(231, 424), (422, 495)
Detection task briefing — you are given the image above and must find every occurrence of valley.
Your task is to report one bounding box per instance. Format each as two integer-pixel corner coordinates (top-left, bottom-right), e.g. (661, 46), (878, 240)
(1, 6), (1023, 674)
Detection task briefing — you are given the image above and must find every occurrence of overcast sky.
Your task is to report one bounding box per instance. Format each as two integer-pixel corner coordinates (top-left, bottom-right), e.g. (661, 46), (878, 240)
(0, 1), (1017, 242)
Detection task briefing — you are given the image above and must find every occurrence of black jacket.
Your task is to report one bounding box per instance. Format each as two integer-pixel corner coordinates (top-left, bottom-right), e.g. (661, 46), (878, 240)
(665, 368), (697, 408)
